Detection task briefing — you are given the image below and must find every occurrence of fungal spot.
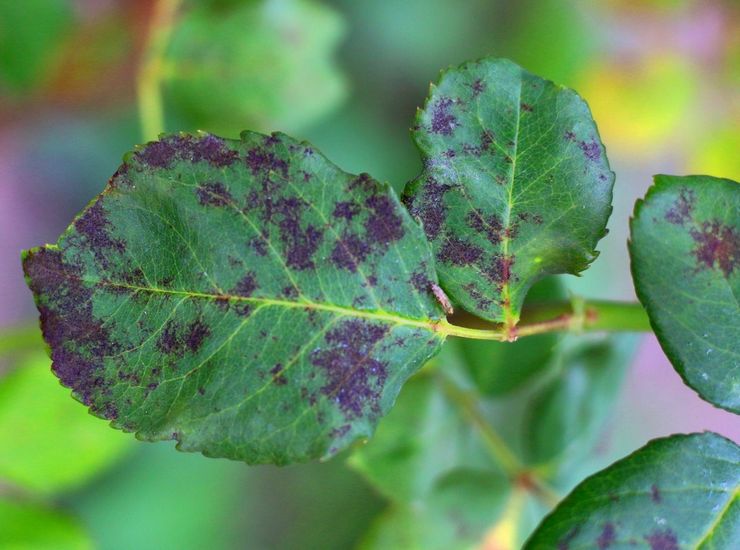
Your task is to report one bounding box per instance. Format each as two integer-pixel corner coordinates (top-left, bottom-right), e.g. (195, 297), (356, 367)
(557, 525), (581, 550)
(651, 484), (662, 503)
(486, 254), (514, 285)
(245, 147), (289, 177)
(135, 139), (176, 168)
(281, 286), (299, 299)
(644, 529), (678, 550)
(330, 233), (371, 272)
(364, 195), (405, 246)
(579, 140), (601, 162)
(430, 97), (457, 135)
(348, 173), (374, 192)
(333, 201), (360, 220)
(186, 134), (239, 166)
(564, 130), (576, 141)
(23, 249), (119, 417)
(233, 272), (258, 297)
(310, 320), (389, 419)
(467, 211), (503, 245)
(196, 181), (233, 207)
(331, 424), (351, 438)
(249, 238), (268, 257)
(437, 234), (483, 266)
(597, 523), (616, 549)
(520, 103), (533, 112)
(74, 200), (126, 268)
(198, 387), (205, 395)
(471, 79), (486, 95)
(270, 363), (288, 386)
(664, 189), (694, 224)
(403, 177), (453, 241)
(690, 220), (738, 277)
(157, 318), (211, 357)
(463, 283), (493, 311)
(274, 197), (324, 270)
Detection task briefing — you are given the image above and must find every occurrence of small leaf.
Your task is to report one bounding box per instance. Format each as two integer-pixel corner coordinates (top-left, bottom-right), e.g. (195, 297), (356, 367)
(525, 432), (740, 549)
(0, 499), (92, 550)
(359, 470), (510, 550)
(403, 58), (613, 324)
(523, 336), (635, 467)
(629, 174), (739, 413)
(23, 131), (444, 464)
(0, 352), (129, 494)
(164, 0), (346, 135)
(455, 277), (565, 396)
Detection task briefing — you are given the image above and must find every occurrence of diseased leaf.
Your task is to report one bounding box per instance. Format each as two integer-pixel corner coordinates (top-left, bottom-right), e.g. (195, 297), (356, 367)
(525, 432), (740, 549)
(455, 277), (565, 396)
(22, 131), (445, 464)
(164, 0), (346, 136)
(0, 352), (129, 494)
(629, 174), (739, 413)
(403, 58), (613, 324)
(0, 499), (91, 550)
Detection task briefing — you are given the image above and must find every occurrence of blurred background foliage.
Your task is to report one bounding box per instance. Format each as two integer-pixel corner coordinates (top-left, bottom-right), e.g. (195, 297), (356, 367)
(0, 0), (737, 548)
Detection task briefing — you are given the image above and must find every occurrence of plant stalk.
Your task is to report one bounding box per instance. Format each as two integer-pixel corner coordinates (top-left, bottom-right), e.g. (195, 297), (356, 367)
(137, 0), (182, 141)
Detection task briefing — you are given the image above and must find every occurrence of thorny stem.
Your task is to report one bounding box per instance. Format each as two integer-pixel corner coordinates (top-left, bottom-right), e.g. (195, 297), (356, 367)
(441, 299), (651, 342)
(137, 0), (182, 141)
(435, 372), (561, 508)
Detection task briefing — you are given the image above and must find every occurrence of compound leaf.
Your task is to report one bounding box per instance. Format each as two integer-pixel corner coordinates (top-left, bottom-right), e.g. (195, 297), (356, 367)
(525, 432), (740, 549)
(23, 131), (444, 464)
(629, 175), (739, 413)
(403, 58), (613, 324)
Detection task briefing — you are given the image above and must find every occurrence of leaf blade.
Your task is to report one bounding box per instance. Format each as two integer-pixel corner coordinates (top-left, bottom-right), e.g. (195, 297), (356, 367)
(524, 432), (740, 549)
(629, 174), (740, 413)
(23, 131), (445, 464)
(403, 58), (613, 323)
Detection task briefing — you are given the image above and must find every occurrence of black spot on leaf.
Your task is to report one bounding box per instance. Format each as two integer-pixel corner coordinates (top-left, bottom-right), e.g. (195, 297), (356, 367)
(579, 140), (601, 162)
(664, 189), (694, 225)
(430, 97), (457, 135)
(331, 233), (371, 272)
(364, 195), (404, 246)
(333, 201), (360, 220)
(437, 234), (483, 266)
(196, 182), (234, 207)
(403, 177), (453, 241)
(644, 529), (678, 550)
(597, 523), (616, 549)
(233, 272), (258, 297)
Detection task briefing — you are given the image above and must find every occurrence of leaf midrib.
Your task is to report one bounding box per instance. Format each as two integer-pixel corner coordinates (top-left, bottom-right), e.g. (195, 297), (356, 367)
(49, 262), (438, 332)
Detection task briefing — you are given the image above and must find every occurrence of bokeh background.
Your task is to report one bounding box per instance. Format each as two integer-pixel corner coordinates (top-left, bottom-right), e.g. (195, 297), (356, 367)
(0, 0), (738, 548)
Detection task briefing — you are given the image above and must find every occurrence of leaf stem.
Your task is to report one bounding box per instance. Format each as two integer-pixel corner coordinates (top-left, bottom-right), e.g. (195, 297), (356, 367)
(137, 0), (182, 141)
(434, 372), (560, 508)
(441, 299), (650, 342)
(0, 323), (43, 356)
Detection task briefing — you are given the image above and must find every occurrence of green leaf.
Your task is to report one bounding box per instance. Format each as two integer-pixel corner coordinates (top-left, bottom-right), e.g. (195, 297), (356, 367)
(525, 432), (740, 549)
(0, 0), (74, 95)
(0, 499), (91, 550)
(629, 175), (739, 413)
(0, 352), (129, 494)
(403, 58), (613, 324)
(22, 131), (444, 464)
(359, 470), (510, 550)
(523, 336), (635, 468)
(164, 0), (346, 136)
(455, 277), (565, 396)
(349, 366), (494, 504)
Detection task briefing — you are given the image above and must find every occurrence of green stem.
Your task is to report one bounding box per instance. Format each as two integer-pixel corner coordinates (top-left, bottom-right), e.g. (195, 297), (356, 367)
(0, 324), (43, 356)
(435, 372), (560, 508)
(443, 299), (650, 342)
(137, 0), (182, 141)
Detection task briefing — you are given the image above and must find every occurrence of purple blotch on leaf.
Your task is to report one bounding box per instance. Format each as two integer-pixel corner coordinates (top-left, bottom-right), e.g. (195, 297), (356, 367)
(690, 220), (738, 277)
(430, 97), (457, 135)
(437, 234), (483, 266)
(664, 189), (694, 225)
(196, 182), (234, 207)
(645, 529), (679, 550)
(597, 523), (616, 549)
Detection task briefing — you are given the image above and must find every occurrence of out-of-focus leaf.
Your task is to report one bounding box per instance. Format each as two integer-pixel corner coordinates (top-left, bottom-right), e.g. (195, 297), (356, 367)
(525, 432), (740, 549)
(164, 0), (346, 136)
(0, 0), (74, 95)
(403, 58), (613, 324)
(630, 175), (739, 413)
(358, 470), (510, 550)
(523, 336), (636, 467)
(23, 131), (444, 465)
(349, 367), (492, 504)
(0, 499), (91, 550)
(454, 277), (564, 396)
(0, 352), (129, 494)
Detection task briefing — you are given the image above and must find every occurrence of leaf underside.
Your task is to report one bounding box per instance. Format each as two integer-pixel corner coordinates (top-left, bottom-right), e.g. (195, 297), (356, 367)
(525, 432), (740, 549)
(23, 131), (444, 464)
(403, 58), (614, 323)
(629, 174), (739, 413)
